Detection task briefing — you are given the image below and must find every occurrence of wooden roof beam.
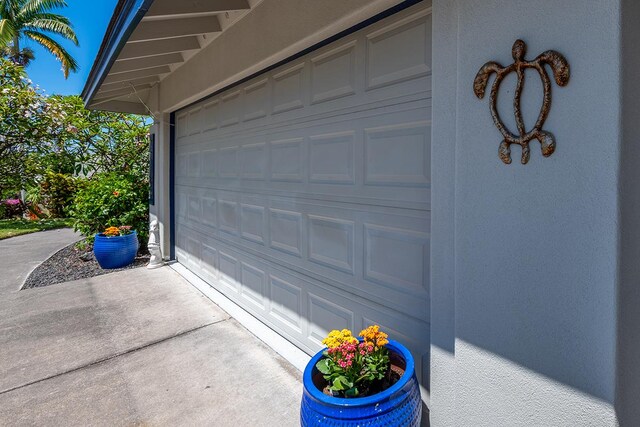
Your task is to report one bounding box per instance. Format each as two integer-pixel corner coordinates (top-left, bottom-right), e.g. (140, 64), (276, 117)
(102, 65), (171, 84)
(98, 75), (159, 93)
(110, 53), (184, 74)
(119, 36), (200, 60)
(130, 16), (221, 42)
(145, 0), (250, 19)
(94, 84), (153, 101)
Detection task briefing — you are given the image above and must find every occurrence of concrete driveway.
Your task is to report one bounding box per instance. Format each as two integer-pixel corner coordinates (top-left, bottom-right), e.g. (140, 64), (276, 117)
(0, 229), (301, 426)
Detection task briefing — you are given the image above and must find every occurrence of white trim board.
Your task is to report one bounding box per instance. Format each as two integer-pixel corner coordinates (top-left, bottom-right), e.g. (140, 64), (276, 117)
(170, 262), (311, 372)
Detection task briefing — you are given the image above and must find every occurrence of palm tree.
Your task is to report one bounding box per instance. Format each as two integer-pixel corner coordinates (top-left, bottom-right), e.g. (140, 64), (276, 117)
(0, 0), (78, 78)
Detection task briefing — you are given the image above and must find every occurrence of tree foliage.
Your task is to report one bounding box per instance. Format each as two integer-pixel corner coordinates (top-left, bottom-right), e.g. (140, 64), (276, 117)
(69, 172), (149, 243)
(0, 57), (52, 196)
(0, 59), (152, 240)
(0, 0), (78, 77)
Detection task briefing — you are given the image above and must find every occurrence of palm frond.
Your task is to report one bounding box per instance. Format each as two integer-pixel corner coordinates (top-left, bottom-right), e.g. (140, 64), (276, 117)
(0, 18), (16, 47)
(23, 12), (70, 26)
(1, 46), (35, 66)
(25, 29), (77, 77)
(18, 0), (68, 17)
(0, 0), (18, 18)
(24, 17), (77, 44)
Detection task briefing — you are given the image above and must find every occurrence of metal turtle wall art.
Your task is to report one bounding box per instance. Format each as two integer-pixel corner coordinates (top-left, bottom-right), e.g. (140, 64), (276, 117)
(474, 39), (570, 165)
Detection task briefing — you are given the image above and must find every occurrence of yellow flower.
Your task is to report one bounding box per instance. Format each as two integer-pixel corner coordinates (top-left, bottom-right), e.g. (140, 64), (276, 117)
(322, 329), (358, 348)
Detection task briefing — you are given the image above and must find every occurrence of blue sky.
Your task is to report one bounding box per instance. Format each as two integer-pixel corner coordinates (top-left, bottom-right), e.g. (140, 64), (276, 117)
(25, 0), (118, 96)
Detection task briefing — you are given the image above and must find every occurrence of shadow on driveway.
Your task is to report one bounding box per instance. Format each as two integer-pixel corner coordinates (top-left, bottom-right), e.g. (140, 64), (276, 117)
(0, 230), (301, 426)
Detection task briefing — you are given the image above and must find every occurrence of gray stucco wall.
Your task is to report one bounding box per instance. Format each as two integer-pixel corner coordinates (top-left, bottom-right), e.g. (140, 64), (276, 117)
(431, 0), (622, 424)
(616, 0), (640, 425)
(429, 0), (457, 425)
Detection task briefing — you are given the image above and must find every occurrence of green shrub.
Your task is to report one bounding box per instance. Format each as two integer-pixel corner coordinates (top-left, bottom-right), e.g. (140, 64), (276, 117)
(34, 171), (78, 217)
(69, 172), (149, 245)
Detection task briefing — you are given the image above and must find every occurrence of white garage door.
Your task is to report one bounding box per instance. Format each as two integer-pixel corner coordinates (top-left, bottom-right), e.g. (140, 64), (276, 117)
(174, 4), (431, 385)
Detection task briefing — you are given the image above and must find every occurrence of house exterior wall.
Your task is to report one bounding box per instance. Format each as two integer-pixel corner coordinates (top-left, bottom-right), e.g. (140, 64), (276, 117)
(617, 0), (640, 424)
(431, 0), (626, 425)
(142, 0), (640, 424)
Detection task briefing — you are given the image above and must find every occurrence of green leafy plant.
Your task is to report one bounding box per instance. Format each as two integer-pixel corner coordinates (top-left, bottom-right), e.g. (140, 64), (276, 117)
(74, 238), (90, 251)
(27, 171), (77, 217)
(69, 172), (148, 246)
(0, 58), (55, 196)
(316, 326), (391, 398)
(0, 60), (151, 203)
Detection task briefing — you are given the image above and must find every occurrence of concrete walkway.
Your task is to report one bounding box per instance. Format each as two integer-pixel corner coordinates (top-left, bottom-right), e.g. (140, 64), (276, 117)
(0, 229), (301, 426)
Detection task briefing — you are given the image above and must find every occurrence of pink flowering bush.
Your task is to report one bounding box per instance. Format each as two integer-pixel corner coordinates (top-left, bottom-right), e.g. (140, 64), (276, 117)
(1, 198), (26, 218)
(315, 326), (390, 398)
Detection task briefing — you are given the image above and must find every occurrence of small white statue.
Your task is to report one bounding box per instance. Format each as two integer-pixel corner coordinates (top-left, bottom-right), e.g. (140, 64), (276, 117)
(147, 219), (164, 269)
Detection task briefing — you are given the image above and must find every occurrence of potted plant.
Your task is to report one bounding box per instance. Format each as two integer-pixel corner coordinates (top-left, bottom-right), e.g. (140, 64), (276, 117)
(301, 326), (422, 426)
(93, 225), (139, 269)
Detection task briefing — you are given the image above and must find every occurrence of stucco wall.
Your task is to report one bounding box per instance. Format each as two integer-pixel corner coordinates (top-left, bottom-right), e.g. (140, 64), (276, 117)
(429, 0), (457, 425)
(616, 0), (640, 424)
(431, 0), (622, 425)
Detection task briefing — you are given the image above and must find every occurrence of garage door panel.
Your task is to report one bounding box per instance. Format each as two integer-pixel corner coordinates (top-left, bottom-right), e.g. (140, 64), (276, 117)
(269, 274), (304, 333)
(240, 261), (267, 310)
(240, 202), (266, 245)
(176, 181), (430, 308)
(175, 3), (430, 365)
(364, 121), (431, 188)
(176, 225), (430, 359)
(310, 40), (357, 105)
(365, 9), (431, 91)
(176, 209), (429, 320)
(218, 249), (239, 294)
(241, 142), (268, 180)
(176, 105), (430, 210)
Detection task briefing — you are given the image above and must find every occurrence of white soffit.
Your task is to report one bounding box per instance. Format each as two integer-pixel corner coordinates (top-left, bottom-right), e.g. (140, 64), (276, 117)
(91, 0), (262, 110)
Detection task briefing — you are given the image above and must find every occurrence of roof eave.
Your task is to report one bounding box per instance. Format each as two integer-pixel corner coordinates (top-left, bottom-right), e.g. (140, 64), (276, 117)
(81, 0), (155, 108)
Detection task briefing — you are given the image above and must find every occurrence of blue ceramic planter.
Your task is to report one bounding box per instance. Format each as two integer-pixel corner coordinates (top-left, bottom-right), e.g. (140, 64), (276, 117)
(301, 339), (422, 426)
(93, 231), (139, 269)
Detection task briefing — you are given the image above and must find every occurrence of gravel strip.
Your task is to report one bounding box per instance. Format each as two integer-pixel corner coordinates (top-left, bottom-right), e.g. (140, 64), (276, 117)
(23, 242), (150, 289)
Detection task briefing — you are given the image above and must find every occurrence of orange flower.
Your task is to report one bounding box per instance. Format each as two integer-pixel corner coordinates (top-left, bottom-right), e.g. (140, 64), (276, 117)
(359, 325), (388, 349)
(104, 226), (120, 236)
(113, 191), (120, 197)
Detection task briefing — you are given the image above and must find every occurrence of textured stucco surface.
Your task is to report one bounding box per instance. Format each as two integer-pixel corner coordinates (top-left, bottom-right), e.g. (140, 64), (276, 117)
(429, 1), (457, 425)
(616, 0), (640, 424)
(431, 0), (621, 425)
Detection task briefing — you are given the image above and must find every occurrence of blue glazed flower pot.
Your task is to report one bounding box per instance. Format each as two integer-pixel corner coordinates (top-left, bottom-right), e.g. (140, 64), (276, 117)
(301, 339), (422, 426)
(93, 231), (139, 269)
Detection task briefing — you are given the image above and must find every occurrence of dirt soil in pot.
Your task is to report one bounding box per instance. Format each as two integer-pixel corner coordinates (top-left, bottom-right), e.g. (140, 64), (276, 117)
(320, 364), (405, 398)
